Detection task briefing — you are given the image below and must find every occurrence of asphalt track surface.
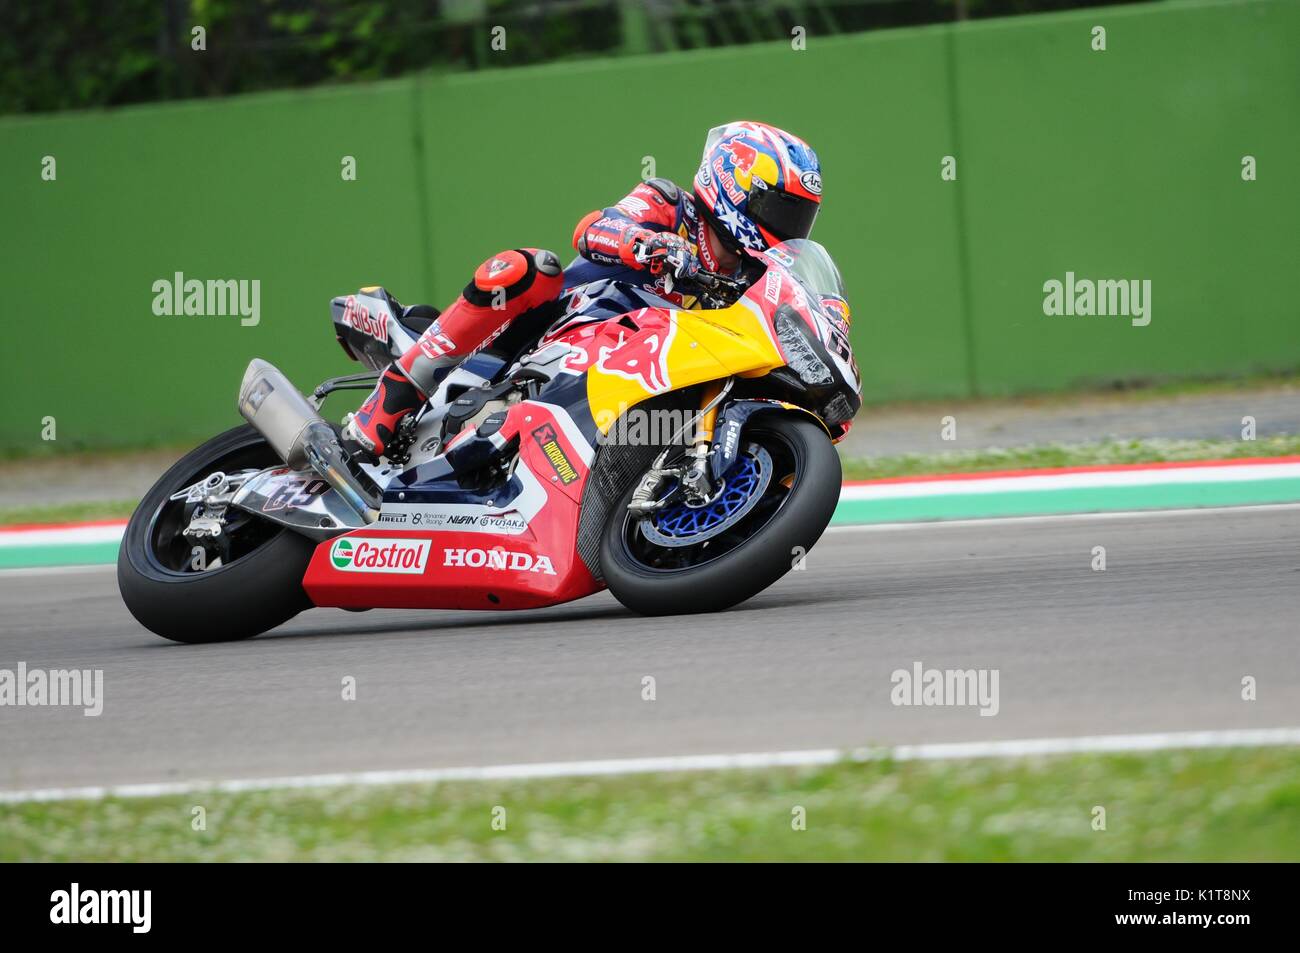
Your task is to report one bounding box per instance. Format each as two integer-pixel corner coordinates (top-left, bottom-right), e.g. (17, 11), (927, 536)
(2, 506), (1297, 794)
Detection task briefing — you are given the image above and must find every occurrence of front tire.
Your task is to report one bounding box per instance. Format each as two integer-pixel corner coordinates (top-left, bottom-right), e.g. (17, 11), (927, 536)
(600, 413), (840, 615)
(117, 425), (316, 643)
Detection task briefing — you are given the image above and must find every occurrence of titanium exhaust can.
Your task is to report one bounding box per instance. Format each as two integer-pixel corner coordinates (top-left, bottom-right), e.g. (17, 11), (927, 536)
(237, 359), (379, 521)
(237, 359), (325, 469)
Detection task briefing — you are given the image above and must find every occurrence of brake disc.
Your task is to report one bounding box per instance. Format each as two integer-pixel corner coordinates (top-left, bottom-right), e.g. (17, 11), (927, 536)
(639, 444), (773, 548)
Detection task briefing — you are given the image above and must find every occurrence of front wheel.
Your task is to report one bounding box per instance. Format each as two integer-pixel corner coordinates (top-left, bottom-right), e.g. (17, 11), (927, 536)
(600, 413), (841, 615)
(117, 425), (316, 643)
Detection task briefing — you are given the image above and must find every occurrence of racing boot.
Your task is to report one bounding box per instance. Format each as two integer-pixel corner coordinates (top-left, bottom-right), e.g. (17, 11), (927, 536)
(342, 248), (564, 460)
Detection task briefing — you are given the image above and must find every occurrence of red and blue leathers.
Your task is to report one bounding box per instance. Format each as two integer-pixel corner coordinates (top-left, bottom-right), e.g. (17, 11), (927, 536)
(345, 178), (729, 458)
(565, 177), (731, 303)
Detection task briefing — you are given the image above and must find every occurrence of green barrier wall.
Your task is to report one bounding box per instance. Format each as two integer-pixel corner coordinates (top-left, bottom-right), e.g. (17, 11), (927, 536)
(951, 0), (1300, 395)
(1, 0), (1296, 453)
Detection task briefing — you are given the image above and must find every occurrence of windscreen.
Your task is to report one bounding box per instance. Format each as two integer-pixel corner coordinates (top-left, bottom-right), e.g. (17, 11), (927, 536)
(765, 239), (845, 299)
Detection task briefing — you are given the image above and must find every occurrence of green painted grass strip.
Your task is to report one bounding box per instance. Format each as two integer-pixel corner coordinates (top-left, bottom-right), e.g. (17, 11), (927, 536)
(0, 541), (120, 569)
(829, 478), (1300, 525)
(4, 478), (1299, 569)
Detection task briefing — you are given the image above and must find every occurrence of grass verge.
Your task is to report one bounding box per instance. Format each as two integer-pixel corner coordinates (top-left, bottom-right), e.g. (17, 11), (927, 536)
(4, 747), (1298, 861)
(3, 436), (1300, 527)
(0, 500), (137, 526)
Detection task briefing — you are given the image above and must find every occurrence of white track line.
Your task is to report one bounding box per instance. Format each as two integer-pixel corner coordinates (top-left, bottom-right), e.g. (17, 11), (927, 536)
(0, 524), (126, 547)
(826, 500), (1300, 533)
(2, 727), (1297, 805)
(839, 461), (1300, 500)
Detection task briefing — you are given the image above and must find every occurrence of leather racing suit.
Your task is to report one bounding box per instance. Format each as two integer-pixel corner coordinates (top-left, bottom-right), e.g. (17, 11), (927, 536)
(346, 177), (731, 458)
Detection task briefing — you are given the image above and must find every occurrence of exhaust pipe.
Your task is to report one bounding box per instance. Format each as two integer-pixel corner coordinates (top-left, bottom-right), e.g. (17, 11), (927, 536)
(238, 359), (380, 522)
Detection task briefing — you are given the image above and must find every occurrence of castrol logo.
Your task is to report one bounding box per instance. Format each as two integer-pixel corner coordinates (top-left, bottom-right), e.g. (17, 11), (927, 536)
(329, 538), (430, 574)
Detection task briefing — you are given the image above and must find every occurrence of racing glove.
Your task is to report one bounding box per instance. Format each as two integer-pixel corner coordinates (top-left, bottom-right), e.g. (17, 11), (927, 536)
(623, 228), (702, 282)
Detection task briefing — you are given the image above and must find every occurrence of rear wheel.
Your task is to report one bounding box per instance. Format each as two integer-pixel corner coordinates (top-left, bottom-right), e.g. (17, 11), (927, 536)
(117, 425), (316, 643)
(600, 413), (840, 615)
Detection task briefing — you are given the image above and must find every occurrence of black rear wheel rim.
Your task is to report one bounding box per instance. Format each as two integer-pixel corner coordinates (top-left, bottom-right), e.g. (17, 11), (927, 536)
(144, 442), (283, 577)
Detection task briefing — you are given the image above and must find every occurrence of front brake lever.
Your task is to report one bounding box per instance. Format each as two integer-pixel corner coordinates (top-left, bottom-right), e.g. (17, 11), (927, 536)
(686, 270), (745, 305)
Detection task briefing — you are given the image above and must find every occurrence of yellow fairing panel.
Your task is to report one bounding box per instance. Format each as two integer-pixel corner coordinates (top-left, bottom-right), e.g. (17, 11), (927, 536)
(587, 299), (786, 435)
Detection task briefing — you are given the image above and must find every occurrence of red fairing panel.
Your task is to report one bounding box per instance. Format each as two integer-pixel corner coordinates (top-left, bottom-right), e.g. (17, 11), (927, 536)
(301, 403), (601, 610)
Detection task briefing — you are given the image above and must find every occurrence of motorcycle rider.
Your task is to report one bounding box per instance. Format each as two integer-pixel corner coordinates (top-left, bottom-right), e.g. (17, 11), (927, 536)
(341, 120), (824, 461)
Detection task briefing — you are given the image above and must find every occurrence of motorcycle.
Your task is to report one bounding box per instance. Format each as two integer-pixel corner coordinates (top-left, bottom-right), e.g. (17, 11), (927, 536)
(117, 239), (862, 642)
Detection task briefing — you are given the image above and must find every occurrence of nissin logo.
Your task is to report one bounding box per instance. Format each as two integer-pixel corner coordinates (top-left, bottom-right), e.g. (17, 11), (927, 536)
(443, 548), (556, 575)
(329, 538), (430, 574)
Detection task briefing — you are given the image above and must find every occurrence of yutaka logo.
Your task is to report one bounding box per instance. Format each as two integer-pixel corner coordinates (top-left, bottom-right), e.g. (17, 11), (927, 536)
(477, 513), (528, 531)
(443, 548), (557, 575)
(329, 537), (430, 574)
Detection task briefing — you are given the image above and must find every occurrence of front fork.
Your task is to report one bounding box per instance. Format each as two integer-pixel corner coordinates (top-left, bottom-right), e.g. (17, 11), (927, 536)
(680, 379), (728, 505)
(628, 378), (735, 514)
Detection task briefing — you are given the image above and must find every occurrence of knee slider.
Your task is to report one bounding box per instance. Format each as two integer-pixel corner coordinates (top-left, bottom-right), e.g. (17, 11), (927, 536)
(472, 250), (530, 296)
(466, 248), (561, 307)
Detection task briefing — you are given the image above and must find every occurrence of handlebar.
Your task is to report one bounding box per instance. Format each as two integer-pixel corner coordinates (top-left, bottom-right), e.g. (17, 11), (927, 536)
(677, 267), (748, 306)
(689, 270), (744, 292)
(631, 236), (750, 304)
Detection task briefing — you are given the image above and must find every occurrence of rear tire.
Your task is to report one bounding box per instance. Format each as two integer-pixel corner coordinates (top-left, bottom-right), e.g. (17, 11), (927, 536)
(600, 413), (840, 615)
(117, 425), (316, 643)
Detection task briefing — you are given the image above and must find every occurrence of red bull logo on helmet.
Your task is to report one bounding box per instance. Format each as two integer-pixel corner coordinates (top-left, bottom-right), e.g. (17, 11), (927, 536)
(713, 156), (745, 205)
(718, 135), (780, 192)
(720, 137), (759, 175)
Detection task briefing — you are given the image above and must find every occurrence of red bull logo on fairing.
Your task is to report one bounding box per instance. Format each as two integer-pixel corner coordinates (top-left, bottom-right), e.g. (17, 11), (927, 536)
(594, 324), (677, 394)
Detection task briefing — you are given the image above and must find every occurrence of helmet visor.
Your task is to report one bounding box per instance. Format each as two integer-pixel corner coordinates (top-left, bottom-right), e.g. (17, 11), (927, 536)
(748, 186), (819, 243)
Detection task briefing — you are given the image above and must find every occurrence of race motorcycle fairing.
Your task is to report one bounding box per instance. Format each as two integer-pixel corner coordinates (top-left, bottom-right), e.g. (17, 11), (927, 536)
(302, 397), (599, 611)
(118, 240), (862, 643)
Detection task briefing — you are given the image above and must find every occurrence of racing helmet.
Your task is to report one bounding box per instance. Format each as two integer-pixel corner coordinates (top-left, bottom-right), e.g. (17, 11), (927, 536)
(693, 121), (822, 253)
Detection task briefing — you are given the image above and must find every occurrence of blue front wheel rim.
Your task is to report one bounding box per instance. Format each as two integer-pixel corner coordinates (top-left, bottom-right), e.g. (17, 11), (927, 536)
(640, 444), (773, 548)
